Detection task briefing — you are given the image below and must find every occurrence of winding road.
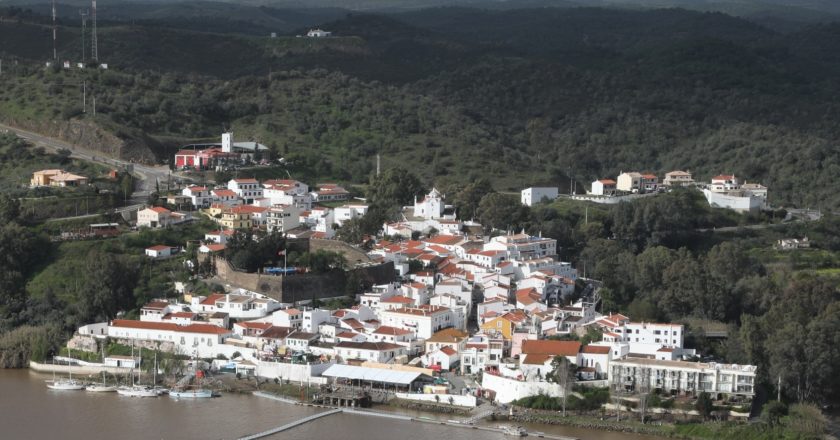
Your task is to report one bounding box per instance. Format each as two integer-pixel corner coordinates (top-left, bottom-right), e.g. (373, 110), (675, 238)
(0, 122), (174, 203)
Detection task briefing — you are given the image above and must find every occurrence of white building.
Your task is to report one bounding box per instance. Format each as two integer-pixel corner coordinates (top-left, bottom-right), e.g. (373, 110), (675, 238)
(609, 358), (757, 397)
(616, 172), (658, 193)
(228, 178), (263, 204)
(137, 207), (172, 228)
(266, 205), (302, 234)
(335, 341), (406, 363)
(414, 188), (445, 219)
(182, 186), (211, 208)
(484, 233), (557, 261)
(703, 174), (768, 213)
(590, 179), (617, 196)
(145, 245), (178, 259)
(107, 319), (234, 359)
(379, 306), (454, 339)
(334, 204), (369, 226)
(521, 187), (558, 206)
(663, 171), (694, 186)
(307, 29), (332, 38)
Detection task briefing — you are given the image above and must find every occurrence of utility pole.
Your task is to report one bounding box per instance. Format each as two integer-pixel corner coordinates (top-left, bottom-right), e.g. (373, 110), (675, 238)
(92, 96), (96, 116)
(52, 0), (58, 61)
(777, 375), (781, 401)
(82, 80), (86, 113)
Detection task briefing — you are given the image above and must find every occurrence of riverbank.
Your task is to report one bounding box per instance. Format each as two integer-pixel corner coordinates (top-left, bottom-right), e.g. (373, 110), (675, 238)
(509, 409), (675, 437)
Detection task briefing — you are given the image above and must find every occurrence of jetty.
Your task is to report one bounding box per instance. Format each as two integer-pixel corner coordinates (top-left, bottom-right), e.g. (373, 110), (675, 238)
(238, 408), (341, 440)
(249, 392), (578, 440)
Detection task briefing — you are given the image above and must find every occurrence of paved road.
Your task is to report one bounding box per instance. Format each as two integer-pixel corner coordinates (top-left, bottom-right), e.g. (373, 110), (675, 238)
(0, 122), (175, 202)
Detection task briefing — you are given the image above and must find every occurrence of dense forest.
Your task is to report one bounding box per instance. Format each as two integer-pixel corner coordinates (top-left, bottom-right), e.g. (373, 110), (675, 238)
(2, 6), (840, 207)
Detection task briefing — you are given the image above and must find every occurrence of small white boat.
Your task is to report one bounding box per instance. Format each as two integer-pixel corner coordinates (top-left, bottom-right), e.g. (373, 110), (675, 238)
(498, 425), (527, 436)
(117, 386), (158, 398)
(86, 370), (117, 392)
(86, 384), (118, 392)
(169, 388), (214, 399)
(47, 379), (85, 391)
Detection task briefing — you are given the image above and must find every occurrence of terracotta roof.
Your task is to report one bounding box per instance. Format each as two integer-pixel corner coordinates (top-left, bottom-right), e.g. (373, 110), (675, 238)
(260, 326), (293, 339)
(388, 306), (449, 317)
(342, 318), (365, 330)
(597, 179), (616, 184)
(336, 331), (360, 339)
(201, 244), (226, 253)
(232, 178), (259, 183)
(235, 321), (273, 330)
(200, 293), (225, 306)
(424, 235), (464, 246)
(110, 319), (230, 335)
(440, 346), (457, 356)
(382, 296), (414, 304)
(336, 341), (404, 351)
(372, 326), (413, 336)
(141, 301), (170, 310)
(521, 340), (581, 357)
(582, 345), (610, 354)
(712, 174), (735, 181)
(212, 189), (237, 197)
(522, 354), (553, 365)
(146, 245), (174, 252)
(148, 207), (171, 214)
(426, 328), (469, 343)
(164, 312), (196, 319)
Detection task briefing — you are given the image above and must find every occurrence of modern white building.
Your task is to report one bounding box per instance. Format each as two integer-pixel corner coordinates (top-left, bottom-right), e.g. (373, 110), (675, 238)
(266, 204), (302, 234)
(484, 233), (557, 261)
(379, 306), (454, 339)
(521, 187), (558, 206)
(609, 358), (757, 397)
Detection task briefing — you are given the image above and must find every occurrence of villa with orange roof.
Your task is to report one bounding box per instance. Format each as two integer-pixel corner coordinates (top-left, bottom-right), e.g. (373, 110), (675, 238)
(137, 206), (172, 228)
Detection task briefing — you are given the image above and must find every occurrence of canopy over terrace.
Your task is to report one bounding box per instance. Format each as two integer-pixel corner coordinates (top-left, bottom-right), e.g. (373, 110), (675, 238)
(321, 364), (435, 393)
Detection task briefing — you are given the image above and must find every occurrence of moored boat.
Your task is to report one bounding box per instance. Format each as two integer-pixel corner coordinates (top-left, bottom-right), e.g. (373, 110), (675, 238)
(117, 386), (158, 398)
(169, 388), (214, 399)
(47, 379), (85, 391)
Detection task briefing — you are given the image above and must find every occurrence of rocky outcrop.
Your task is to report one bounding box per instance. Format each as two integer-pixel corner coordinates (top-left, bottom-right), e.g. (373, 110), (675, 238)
(2, 116), (157, 162)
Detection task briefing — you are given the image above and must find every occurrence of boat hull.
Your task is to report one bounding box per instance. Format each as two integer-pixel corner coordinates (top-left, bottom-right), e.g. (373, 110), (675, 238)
(86, 385), (118, 392)
(169, 389), (214, 398)
(47, 380), (85, 391)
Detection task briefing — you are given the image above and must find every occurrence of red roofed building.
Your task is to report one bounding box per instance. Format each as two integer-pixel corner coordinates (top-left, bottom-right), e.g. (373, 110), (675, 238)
(108, 319), (233, 358)
(137, 206), (172, 228)
(521, 339), (581, 366)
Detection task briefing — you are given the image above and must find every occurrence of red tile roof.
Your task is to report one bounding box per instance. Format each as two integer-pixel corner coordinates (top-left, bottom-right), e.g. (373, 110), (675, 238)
(440, 346), (457, 356)
(582, 345), (610, 354)
(111, 319), (231, 335)
(146, 245), (174, 251)
(382, 296), (414, 304)
(141, 301), (170, 310)
(521, 340), (581, 357)
(372, 326), (413, 336)
(424, 235), (464, 246)
(200, 293), (225, 306)
(149, 207), (171, 214)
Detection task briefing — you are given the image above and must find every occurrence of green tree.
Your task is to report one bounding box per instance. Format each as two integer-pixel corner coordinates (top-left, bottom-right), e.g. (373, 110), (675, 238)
(367, 167), (423, 208)
(695, 392), (713, 420)
(476, 193), (529, 232)
(0, 193), (20, 224)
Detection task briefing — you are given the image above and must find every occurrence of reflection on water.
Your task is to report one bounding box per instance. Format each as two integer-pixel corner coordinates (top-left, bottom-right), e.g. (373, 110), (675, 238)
(1, 370), (666, 440)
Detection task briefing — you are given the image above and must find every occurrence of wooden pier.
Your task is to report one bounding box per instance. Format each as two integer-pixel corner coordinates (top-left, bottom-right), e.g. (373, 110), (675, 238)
(237, 408), (341, 440)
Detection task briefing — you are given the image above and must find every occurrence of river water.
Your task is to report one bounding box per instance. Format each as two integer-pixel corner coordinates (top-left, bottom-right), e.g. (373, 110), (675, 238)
(1, 370), (666, 440)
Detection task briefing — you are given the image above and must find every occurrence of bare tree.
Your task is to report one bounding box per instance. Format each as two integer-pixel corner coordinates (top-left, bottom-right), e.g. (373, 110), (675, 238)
(546, 355), (576, 417)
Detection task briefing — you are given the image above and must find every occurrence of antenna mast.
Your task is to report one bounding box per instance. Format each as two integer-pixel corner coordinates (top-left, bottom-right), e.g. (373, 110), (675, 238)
(80, 9), (88, 63)
(91, 0), (98, 62)
(51, 0), (57, 61)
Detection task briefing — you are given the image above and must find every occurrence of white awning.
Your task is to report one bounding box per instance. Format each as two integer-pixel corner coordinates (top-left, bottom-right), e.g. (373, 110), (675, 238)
(321, 364), (431, 385)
